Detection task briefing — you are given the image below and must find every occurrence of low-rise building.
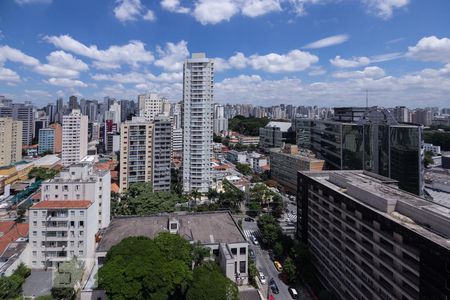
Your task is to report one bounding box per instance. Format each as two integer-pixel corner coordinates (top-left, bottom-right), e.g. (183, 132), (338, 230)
(227, 150), (248, 165)
(297, 170), (450, 300)
(248, 152), (268, 173)
(0, 221), (29, 276)
(270, 145), (324, 193)
(259, 121), (295, 151)
(238, 136), (260, 146)
(424, 143), (441, 156)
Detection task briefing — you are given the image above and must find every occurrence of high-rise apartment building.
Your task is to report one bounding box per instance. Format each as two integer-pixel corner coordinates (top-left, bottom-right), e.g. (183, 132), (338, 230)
(120, 117), (153, 192)
(0, 103), (34, 146)
(0, 117), (22, 166)
(393, 106), (411, 123)
(138, 93), (163, 121)
(29, 163), (111, 269)
(152, 117), (172, 192)
(182, 53), (214, 193)
(38, 128), (55, 155)
(213, 104), (228, 134)
(412, 109), (432, 126)
(68, 95), (79, 111)
(62, 109), (88, 166)
(297, 170), (450, 300)
(49, 123), (62, 153)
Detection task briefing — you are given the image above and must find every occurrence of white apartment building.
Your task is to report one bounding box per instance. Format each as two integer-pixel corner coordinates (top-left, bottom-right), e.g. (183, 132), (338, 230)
(424, 143), (441, 156)
(182, 53), (214, 193)
(152, 117), (172, 192)
(29, 200), (97, 269)
(138, 93), (163, 122)
(40, 163), (111, 229)
(172, 128), (183, 158)
(62, 109), (88, 166)
(0, 117), (22, 166)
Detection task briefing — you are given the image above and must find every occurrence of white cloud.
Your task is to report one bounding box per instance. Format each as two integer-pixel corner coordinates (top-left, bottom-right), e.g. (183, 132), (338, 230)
(229, 52), (248, 69)
(15, 0), (52, 5)
(370, 52), (403, 62)
(214, 58), (232, 72)
(34, 51), (89, 78)
(114, 0), (143, 22)
(47, 77), (88, 88)
(24, 89), (53, 98)
(160, 0), (190, 13)
(330, 55), (371, 68)
(308, 66), (327, 76)
(247, 50), (318, 72)
(193, 0), (239, 25)
(333, 66), (386, 79)
(0, 46), (39, 66)
(241, 0), (282, 17)
(303, 34), (349, 49)
(143, 10), (156, 22)
(407, 36), (450, 63)
(154, 40), (189, 72)
(44, 35), (154, 69)
(91, 72), (146, 84)
(362, 0), (409, 19)
(0, 67), (21, 83)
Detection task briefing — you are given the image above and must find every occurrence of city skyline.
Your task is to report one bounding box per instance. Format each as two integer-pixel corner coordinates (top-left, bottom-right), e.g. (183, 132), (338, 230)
(0, 0), (450, 107)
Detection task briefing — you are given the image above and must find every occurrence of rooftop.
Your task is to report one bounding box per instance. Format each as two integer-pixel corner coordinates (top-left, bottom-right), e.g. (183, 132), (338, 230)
(301, 170), (450, 249)
(264, 121), (292, 132)
(0, 222), (28, 256)
(31, 200), (92, 209)
(97, 211), (246, 253)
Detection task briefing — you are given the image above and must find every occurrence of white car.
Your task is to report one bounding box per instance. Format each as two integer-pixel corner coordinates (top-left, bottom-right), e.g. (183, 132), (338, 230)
(252, 236), (259, 245)
(258, 271), (267, 284)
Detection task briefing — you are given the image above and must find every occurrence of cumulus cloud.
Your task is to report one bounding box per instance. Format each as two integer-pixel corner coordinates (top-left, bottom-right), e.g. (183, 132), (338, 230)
(333, 66), (385, 79)
(362, 0), (409, 19)
(330, 55), (371, 68)
(407, 36), (450, 63)
(0, 46), (39, 66)
(114, 0), (156, 23)
(47, 77), (88, 88)
(154, 40), (189, 72)
(303, 34), (349, 49)
(44, 35), (154, 69)
(160, 0), (190, 13)
(34, 51), (89, 78)
(193, 0), (239, 25)
(241, 0), (282, 17)
(0, 67), (21, 83)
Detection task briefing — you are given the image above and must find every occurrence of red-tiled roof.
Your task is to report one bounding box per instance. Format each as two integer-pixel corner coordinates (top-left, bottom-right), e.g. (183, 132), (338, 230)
(31, 192), (41, 201)
(31, 200), (92, 209)
(111, 183), (120, 193)
(0, 222), (28, 255)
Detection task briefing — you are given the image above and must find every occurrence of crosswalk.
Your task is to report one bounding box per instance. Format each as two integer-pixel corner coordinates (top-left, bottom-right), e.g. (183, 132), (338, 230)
(243, 229), (262, 242)
(286, 213), (297, 222)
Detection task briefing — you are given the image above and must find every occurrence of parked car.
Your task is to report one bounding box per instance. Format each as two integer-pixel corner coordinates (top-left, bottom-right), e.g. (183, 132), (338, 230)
(249, 248), (256, 260)
(244, 217), (255, 222)
(288, 287), (299, 299)
(269, 278), (279, 294)
(274, 261), (283, 272)
(252, 235), (259, 245)
(258, 271), (266, 284)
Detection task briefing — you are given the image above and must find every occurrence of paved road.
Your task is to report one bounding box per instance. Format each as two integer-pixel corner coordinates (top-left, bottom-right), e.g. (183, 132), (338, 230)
(242, 219), (311, 300)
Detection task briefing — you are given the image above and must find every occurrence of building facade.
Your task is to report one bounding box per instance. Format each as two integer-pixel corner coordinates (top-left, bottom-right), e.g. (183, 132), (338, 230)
(38, 128), (55, 155)
(138, 93), (163, 122)
(182, 53), (214, 193)
(297, 170), (450, 300)
(259, 121), (295, 151)
(62, 109), (88, 166)
(0, 117), (22, 166)
(152, 117), (172, 192)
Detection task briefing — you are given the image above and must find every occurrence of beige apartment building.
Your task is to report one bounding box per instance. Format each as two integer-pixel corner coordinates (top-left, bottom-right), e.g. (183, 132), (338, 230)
(0, 117), (22, 166)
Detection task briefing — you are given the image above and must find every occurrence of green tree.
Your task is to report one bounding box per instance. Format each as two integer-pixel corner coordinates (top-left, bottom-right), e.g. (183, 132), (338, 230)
(273, 242), (284, 258)
(28, 167), (59, 181)
(113, 182), (183, 216)
(192, 243), (211, 266)
(228, 116), (270, 136)
(186, 262), (239, 300)
(98, 235), (193, 300)
(247, 259), (258, 287)
(0, 263), (31, 299)
(424, 151), (434, 167)
(257, 215), (282, 247)
(51, 287), (75, 300)
(235, 163), (252, 176)
(283, 257), (297, 283)
(213, 134), (223, 143)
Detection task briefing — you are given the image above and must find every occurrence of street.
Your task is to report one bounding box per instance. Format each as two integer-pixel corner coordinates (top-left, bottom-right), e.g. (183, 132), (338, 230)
(242, 219), (311, 300)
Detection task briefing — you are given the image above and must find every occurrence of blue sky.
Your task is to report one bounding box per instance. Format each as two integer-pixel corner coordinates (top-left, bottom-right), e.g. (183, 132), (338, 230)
(1, 0), (450, 107)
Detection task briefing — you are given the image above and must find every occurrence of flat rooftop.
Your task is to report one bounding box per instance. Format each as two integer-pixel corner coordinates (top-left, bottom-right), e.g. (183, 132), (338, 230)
(97, 211), (246, 253)
(301, 170), (450, 249)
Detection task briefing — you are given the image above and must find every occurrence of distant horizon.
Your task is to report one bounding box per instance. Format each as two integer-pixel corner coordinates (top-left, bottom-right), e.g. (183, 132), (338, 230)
(1, 0), (450, 107)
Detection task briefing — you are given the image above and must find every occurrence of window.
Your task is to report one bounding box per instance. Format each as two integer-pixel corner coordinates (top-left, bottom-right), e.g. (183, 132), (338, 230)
(79, 231), (84, 236)
(33, 241), (37, 247)
(78, 241), (84, 247)
(79, 221), (84, 228)
(240, 247), (246, 255)
(70, 251), (74, 256)
(70, 231), (75, 237)
(33, 221), (37, 226)
(63, 185), (68, 191)
(32, 231), (37, 236)
(76, 194), (80, 200)
(33, 211), (38, 217)
(64, 195), (68, 200)
(231, 248), (237, 255)
(71, 211), (75, 217)
(70, 241), (74, 247)
(79, 250), (84, 256)
(80, 211), (84, 216)
(32, 251), (37, 257)
(42, 211), (46, 216)
(239, 261), (246, 273)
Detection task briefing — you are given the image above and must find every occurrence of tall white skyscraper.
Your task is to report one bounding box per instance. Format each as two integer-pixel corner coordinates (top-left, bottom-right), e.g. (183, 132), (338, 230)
(182, 53), (214, 193)
(138, 93), (163, 122)
(62, 109), (88, 166)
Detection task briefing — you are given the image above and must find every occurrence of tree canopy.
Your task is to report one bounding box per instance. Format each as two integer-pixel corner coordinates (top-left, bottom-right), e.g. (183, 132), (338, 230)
(28, 167), (59, 181)
(112, 182), (183, 216)
(235, 163), (252, 176)
(229, 116), (270, 136)
(257, 214), (282, 247)
(186, 262), (239, 300)
(424, 130), (450, 151)
(98, 234), (193, 300)
(0, 263), (30, 299)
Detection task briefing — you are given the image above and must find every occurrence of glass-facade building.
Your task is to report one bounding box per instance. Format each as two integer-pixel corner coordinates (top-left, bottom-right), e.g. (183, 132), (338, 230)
(38, 128), (55, 155)
(296, 118), (424, 195)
